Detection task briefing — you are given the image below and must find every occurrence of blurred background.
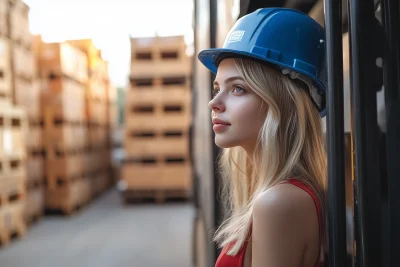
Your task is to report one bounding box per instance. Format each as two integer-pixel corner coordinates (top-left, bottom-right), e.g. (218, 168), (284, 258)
(0, 0), (384, 266)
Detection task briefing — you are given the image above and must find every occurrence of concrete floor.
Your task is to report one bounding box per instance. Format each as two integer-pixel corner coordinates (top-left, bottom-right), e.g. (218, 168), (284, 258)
(0, 188), (195, 267)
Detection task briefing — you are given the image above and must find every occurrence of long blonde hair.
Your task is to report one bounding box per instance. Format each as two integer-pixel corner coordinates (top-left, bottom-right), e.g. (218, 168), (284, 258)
(214, 58), (328, 256)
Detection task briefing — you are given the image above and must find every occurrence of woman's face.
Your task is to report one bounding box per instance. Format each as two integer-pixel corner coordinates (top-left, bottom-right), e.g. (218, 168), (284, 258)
(209, 58), (267, 152)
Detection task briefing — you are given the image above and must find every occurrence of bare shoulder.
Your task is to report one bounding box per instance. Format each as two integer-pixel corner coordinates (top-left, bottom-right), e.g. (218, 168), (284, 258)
(251, 183), (320, 266)
(253, 182), (317, 219)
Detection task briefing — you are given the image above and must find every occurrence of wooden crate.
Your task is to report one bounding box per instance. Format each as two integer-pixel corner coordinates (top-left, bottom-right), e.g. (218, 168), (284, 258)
(45, 178), (91, 215)
(83, 148), (110, 174)
(0, 171), (25, 207)
(13, 44), (35, 80)
(41, 77), (86, 123)
(24, 185), (43, 224)
(36, 41), (88, 84)
(25, 124), (42, 152)
(88, 124), (108, 148)
(45, 153), (84, 189)
(0, 38), (12, 103)
(0, 201), (26, 246)
(0, 0), (9, 37)
(0, 105), (27, 159)
(44, 123), (87, 152)
(122, 155), (191, 190)
(9, 0), (31, 49)
(26, 154), (43, 188)
(90, 172), (110, 197)
(124, 130), (189, 157)
(125, 102), (191, 132)
(88, 79), (107, 102)
(86, 99), (107, 125)
(15, 79), (41, 121)
(130, 36), (191, 78)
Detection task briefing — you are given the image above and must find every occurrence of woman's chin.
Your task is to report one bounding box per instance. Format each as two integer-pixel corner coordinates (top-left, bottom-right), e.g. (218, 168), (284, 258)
(214, 137), (237, 148)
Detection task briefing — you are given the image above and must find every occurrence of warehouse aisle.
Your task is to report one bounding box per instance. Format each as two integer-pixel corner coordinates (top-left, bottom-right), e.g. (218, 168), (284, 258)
(0, 188), (195, 267)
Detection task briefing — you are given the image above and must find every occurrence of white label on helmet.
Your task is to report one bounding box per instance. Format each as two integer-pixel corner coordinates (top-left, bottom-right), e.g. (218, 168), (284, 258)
(227, 30), (245, 43)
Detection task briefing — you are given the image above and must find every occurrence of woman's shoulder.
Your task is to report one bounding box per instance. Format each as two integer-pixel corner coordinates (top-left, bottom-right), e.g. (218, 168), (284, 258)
(253, 181), (318, 233)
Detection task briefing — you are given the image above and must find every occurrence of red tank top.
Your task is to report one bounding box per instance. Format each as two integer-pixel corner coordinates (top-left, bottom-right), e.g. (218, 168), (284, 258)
(215, 179), (324, 267)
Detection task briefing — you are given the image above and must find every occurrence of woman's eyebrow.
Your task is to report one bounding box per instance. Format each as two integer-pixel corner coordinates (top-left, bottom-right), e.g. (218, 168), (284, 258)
(213, 76), (245, 86)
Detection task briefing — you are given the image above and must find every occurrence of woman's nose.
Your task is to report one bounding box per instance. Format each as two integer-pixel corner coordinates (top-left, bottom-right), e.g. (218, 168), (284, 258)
(208, 95), (225, 112)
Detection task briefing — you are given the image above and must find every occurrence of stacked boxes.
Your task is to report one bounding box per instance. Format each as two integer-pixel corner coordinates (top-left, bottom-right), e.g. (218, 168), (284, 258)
(122, 35), (192, 202)
(0, 0), (31, 245)
(68, 39), (113, 198)
(10, 1), (44, 225)
(35, 39), (91, 215)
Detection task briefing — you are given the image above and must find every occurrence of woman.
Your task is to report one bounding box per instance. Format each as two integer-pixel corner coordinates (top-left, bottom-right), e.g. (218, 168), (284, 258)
(197, 8), (328, 267)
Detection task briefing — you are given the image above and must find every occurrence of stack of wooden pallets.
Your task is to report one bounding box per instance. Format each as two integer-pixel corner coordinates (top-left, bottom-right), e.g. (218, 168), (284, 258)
(0, 0), (30, 246)
(69, 39), (113, 199)
(122, 35), (192, 203)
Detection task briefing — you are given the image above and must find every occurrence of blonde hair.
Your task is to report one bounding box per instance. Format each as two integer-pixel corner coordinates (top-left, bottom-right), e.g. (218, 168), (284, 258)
(214, 58), (328, 256)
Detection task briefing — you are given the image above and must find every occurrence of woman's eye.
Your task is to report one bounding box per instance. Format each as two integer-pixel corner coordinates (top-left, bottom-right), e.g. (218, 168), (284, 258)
(232, 86), (245, 94)
(213, 88), (220, 97)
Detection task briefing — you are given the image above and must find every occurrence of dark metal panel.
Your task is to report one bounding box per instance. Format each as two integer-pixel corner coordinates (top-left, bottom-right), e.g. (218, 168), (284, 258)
(324, 1), (348, 267)
(347, 0), (383, 266)
(381, 1), (400, 266)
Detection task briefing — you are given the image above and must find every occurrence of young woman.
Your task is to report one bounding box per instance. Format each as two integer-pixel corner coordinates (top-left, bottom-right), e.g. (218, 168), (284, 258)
(197, 8), (328, 267)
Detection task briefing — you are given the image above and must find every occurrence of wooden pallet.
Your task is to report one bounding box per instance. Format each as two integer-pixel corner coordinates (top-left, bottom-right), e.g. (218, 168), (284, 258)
(45, 178), (91, 215)
(24, 185), (44, 225)
(36, 41), (88, 84)
(122, 188), (190, 204)
(125, 103), (191, 132)
(45, 152), (85, 189)
(0, 201), (26, 247)
(122, 156), (192, 190)
(124, 130), (189, 157)
(130, 36), (191, 78)
(127, 82), (191, 108)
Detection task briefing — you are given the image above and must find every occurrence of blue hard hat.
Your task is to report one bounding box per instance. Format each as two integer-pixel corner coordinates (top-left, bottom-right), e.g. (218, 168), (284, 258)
(198, 8), (327, 117)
